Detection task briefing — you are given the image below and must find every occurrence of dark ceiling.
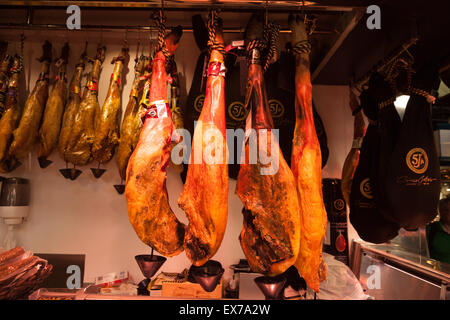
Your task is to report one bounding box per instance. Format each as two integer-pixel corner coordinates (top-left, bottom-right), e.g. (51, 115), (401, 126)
(0, 0), (448, 86)
(313, 0), (450, 85)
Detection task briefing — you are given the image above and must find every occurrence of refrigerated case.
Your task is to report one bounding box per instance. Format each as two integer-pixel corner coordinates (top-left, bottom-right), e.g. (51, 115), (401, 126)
(351, 239), (450, 300)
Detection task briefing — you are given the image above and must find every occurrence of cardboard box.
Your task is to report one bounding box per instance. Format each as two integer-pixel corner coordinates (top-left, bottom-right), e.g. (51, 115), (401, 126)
(161, 280), (222, 299)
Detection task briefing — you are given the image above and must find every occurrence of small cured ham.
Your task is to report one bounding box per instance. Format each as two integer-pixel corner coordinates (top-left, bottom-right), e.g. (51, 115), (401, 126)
(116, 55), (149, 181)
(38, 43), (70, 167)
(58, 47), (88, 162)
(0, 43), (11, 118)
(92, 46), (129, 165)
(235, 14), (300, 276)
(64, 45), (106, 166)
(126, 27), (185, 257)
(289, 15), (327, 292)
(341, 89), (366, 205)
(178, 15), (229, 266)
(9, 41), (52, 160)
(0, 55), (22, 172)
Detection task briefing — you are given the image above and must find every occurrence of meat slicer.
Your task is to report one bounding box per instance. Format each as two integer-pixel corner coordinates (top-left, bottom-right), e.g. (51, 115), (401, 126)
(0, 177), (30, 250)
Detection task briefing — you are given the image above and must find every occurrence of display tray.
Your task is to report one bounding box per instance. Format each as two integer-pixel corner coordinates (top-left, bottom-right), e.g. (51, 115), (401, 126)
(28, 286), (227, 300)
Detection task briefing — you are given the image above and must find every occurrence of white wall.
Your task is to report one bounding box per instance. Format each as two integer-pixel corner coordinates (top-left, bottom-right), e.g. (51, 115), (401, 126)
(0, 28), (356, 284)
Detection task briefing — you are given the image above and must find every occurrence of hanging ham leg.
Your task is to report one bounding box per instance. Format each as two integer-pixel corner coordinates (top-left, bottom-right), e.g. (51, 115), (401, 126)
(126, 27), (185, 257)
(9, 41), (52, 160)
(0, 43), (11, 118)
(58, 47), (87, 162)
(38, 43), (70, 167)
(289, 15), (327, 292)
(92, 46), (129, 164)
(235, 14), (300, 276)
(64, 45), (106, 166)
(0, 55), (22, 172)
(117, 55), (149, 181)
(341, 89), (366, 205)
(178, 19), (228, 266)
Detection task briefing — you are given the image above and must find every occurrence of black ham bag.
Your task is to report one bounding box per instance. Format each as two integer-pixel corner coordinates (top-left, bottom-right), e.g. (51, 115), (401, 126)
(382, 64), (441, 230)
(182, 15), (211, 183)
(265, 50), (329, 168)
(368, 74), (403, 224)
(350, 89), (400, 244)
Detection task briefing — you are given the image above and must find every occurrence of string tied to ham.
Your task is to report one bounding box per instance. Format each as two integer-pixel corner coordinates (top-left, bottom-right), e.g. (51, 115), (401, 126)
(291, 40), (312, 56)
(245, 20), (280, 72)
(152, 9), (173, 69)
(207, 9), (227, 57)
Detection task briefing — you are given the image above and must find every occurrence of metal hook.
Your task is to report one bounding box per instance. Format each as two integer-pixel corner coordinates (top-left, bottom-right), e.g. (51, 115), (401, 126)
(301, 0), (306, 20)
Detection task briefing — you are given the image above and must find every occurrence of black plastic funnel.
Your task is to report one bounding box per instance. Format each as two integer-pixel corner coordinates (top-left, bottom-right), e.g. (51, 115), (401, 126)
(114, 184), (125, 194)
(190, 260), (224, 293)
(91, 168), (106, 178)
(69, 168), (82, 180)
(254, 274), (286, 300)
(38, 157), (52, 168)
(59, 168), (71, 179)
(135, 254), (166, 279)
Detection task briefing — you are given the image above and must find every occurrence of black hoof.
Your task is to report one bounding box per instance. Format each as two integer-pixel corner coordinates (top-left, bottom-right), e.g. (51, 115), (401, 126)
(38, 157), (53, 168)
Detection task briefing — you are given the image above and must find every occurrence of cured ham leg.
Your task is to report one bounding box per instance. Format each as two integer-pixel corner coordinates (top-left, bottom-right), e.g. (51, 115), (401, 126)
(117, 55), (148, 181)
(341, 89), (366, 205)
(9, 41), (52, 160)
(126, 27), (185, 257)
(58, 48), (87, 162)
(0, 55), (22, 172)
(178, 18), (228, 266)
(289, 15), (327, 292)
(64, 45), (106, 166)
(0, 43), (10, 118)
(38, 43), (70, 167)
(235, 14), (300, 276)
(92, 46), (129, 164)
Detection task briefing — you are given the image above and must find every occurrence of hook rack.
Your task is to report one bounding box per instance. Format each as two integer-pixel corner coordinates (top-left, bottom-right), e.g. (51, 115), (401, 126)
(354, 37), (419, 91)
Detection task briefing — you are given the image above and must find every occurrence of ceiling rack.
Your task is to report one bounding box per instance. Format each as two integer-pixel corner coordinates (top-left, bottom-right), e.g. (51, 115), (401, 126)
(0, 1), (357, 12)
(0, 23), (333, 35)
(354, 37), (419, 90)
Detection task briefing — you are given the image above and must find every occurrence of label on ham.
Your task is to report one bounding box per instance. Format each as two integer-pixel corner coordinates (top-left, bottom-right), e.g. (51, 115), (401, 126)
(141, 100), (171, 121)
(352, 137), (363, 149)
(55, 72), (67, 81)
(87, 78), (98, 92)
(207, 61), (226, 77)
(37, 72), (49, 82)
(111, 73), (120, 87)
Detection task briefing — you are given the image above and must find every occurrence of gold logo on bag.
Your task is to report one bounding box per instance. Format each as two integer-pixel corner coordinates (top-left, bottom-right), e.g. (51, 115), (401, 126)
(360, 178), (373, 199)
(194, 94), (205, 113)
(333, 199), (345, 211)
(268, 99), (285, 118)
(406, 148), (428, 174)
(228, 101), (247, 121)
